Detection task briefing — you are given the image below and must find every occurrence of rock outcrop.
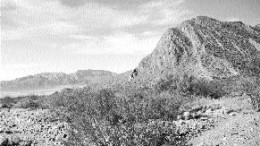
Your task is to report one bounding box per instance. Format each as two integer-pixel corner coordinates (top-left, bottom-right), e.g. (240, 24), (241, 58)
(132, 16), (260, 85)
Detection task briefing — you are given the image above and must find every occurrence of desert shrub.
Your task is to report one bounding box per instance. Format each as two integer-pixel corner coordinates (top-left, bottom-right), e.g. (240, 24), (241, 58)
(189, 79), (227, 99)
(116, 92), (182, 123)
(154, 74), (227, 98)
(15, 95), (44, 109)
(48, 88), (92, 111)
(240, 77), (260, 111)
(0, 96), (16, 109)
(51, 88), (188, 146)
(250, 94), (260, 112)
(154, 76), (177, 93)
(18, 98), (39, 109)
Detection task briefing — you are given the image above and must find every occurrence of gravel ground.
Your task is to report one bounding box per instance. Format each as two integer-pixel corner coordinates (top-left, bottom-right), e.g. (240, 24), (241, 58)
(0, 109), (68, 146)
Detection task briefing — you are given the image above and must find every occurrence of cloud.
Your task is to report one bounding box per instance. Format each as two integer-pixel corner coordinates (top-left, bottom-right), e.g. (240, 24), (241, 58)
(1, 0), (190, 56)
(0, 63), (49, 81)
(59, 0), (86, 8)
(65, 2), (148, 32)
(104, 32), (160, 55)
(1, 0), (77, 40)
(2, 0), (189, 41)
(58, 0), (151, 9)
(59, 0), (189, 56)
(0, 0), (17, 11)
(139, 0), (190, 25)
(2, 21), (78, 41)
(64, 31), (161, 55)
(3, 63), (44, 69)
(225, 17), (240, 22)
(68, 34), (92, 40)
(1, 63), (42, 80)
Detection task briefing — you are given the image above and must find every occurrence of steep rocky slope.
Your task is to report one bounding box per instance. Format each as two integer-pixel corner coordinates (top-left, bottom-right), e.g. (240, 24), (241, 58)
(130, 16), (260, 86)
(0, 70), (117, 91)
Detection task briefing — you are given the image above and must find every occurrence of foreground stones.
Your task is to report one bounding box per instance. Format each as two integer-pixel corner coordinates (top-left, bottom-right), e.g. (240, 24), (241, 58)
(0, 106), (218, 146)
(0, 109), (68, 146)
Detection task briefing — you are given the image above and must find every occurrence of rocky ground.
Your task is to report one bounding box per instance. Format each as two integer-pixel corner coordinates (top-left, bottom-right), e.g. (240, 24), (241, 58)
(0, 109), (68, 146)
(187, 95), (260, 146)
(0, 94), (259, 146)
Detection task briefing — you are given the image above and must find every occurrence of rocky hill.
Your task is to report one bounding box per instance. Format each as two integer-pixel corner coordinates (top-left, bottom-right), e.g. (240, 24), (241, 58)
(128, 16), (260, 86)
(0, 70), (117, 91)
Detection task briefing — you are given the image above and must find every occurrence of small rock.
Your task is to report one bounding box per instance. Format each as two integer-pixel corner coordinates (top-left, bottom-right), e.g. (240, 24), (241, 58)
(210, 104), (221, 111)
(226, 109), (234, 114)
(196, 142), (207, 146)
(20, 140), (33, 146)
(63, 134), (67, 139)
(191, 106), (203, 112)
(191, 112), (196, 119)
(202, 105), (208, 112)
(0, 137), (8, 145)
(177, 115), (182, 120)
(200, 117), (209, 121)
(223, 136), (227, 141)
(205, 108), (212, 114)
(183, 112), (191, 120)
(229, 112), (236, 116)
(12, 137), (21, 143)
(221, 108), (227, 114)
(5, 130), (13, 134)
(197, 111), (202, 116)
(177, 120), (185, 125)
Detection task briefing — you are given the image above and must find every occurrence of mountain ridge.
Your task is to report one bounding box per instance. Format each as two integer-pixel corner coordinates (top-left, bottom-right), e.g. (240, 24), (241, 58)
(124, 16), (260, 87)
(0, 70), (117, 91)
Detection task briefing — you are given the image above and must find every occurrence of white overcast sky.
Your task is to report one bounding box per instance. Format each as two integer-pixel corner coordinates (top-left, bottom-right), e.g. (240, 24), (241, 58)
(1, 0), (260, 80)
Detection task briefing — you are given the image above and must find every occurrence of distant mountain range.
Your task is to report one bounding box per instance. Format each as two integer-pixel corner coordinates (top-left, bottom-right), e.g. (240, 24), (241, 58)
(0, 70), (117, 91)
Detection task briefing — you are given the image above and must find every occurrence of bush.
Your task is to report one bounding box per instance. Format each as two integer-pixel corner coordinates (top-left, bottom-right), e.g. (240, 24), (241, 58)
(189, 79), (227, 98)
(0, 96), (16, 109)
(250, 94), (260, 112)
(240, 77), (260, 111)
(19, 98), (39, 109)
(154, 74), (227, 98)
(154, 75), (177, 93)
(15, 95), (46, 109)
(50, 88), (189, 146)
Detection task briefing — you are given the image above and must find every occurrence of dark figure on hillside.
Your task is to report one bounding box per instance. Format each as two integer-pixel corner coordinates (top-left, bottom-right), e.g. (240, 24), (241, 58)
(129, 69), (138, 81)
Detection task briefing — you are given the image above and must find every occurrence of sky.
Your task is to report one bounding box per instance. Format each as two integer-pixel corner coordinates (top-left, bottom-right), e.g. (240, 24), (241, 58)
(1, 0), (260, 81)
